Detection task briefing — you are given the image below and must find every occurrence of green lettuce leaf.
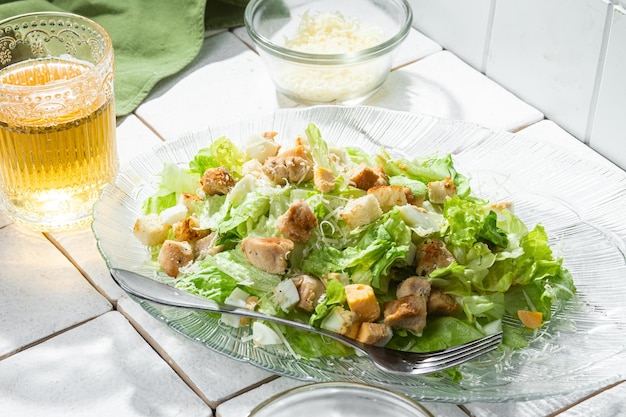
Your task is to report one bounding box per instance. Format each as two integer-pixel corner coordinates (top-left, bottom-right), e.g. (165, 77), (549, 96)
(142, 161), (200, 214)
(309, 278), (346, 327)
(189, 136), (248, 179)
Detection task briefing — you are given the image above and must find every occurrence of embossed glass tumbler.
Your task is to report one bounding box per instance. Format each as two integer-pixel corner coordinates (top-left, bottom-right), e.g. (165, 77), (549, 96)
(0, 12), (117, 231)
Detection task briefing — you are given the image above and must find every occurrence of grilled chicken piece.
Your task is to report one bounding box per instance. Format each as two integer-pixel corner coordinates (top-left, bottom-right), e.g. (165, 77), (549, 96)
(427, 177), (456, 204)
(347, 163), (388, 190)
(276, 200), (318, 243)
(201, 166), (236, 196)
(396, 276), (431, 299)
(158, 240), (194, 277)
(415, 239), (455, 276)
(262, 145), (314, 185)
(383, 295), (428, 334)
(194, 232), (224, 260)
(172, 216), (210, 243)
(241, 237), (294, 274)
(292, 275), (325, 312)
(427, 287), (461, 316)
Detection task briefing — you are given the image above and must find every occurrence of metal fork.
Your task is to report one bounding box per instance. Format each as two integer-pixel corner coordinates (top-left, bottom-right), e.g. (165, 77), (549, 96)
(111, 268), (503, 376)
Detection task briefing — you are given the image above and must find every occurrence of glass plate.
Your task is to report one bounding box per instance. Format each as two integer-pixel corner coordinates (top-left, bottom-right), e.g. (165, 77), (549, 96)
(93, 106), (626, 403)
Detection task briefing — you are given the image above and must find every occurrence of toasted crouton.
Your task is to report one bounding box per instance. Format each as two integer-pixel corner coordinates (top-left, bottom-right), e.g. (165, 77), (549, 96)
(356, 322), (392, 346)
(427, 177), (456, 204)
(133, 214), (171, 247)
(345, 284), (380, 322)
(314, 166), (336, 193)
(367, 185), (408, 212)
(339, 194), (383, 229)
(348, 163), (388, 190)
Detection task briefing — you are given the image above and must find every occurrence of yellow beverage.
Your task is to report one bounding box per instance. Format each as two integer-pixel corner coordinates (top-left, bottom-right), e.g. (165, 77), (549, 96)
(0, 58), (118, 231)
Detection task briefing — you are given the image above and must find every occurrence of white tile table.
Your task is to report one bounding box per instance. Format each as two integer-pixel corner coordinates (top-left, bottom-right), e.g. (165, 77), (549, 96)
(1, 24), (624, 417)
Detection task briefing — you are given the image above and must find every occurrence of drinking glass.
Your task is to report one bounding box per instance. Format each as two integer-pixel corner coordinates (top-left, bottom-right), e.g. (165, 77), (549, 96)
(0, 12), (117, 231)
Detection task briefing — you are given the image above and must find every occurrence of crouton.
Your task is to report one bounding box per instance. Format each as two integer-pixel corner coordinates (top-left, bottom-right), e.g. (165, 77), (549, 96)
(489, 201), (513, 212)
(348, 163), (388, 190)
(367, 185), (408, 212)
(339, 194), (383, 229)
(356, 322), (393, 346)
(133, 214), (171, 247)
(415, 239), (455, 276)
(241, 237), (294, 274)
(384, 295), (428, 334)
(314, 166), (336, 193)
(201, 166), (236, 196)
(427, 177), (456, 204)
(157, 240), (194, 277)
(345, 284), (380, 322)
(276, 200), (318, 243)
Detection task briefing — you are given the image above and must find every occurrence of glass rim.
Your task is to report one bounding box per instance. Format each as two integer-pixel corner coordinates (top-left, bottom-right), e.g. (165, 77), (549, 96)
(247, 382), (435, 417)
(0, 11), (113, 93)
(243, 0), (413, 65)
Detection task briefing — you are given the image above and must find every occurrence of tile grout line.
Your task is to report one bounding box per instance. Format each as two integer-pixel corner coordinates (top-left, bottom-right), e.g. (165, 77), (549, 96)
(42, 231), (118, 308)
(115, 297), (281, 410)
(546, 380), (625, 416)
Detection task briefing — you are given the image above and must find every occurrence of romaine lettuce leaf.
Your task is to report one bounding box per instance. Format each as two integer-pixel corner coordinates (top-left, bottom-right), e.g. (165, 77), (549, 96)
(189, 136), (247, 179)
(142, 161), (200, 214)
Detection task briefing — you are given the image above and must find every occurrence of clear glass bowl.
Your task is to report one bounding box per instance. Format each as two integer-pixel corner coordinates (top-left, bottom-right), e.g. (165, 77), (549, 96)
(244, 0), (412, 105)
(248, 382), (434, 417)
(93, 106), (626, 403)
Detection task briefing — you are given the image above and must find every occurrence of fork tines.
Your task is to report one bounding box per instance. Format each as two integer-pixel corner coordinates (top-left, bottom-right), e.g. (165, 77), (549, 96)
(410, 331), (503, 374)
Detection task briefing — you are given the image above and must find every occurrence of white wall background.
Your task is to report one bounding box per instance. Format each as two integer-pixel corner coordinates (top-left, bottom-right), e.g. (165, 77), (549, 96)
(408, 0), (626, 170)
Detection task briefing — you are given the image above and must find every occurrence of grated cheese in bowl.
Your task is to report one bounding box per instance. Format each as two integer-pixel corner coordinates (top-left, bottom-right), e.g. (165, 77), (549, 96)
(245, 0), (412, 104)
(284, 11), (384, 55)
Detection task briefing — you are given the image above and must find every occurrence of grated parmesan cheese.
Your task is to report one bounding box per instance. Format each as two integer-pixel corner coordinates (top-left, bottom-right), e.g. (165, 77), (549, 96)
(276, 11), (389, 103)
(284, 11), (383, 54)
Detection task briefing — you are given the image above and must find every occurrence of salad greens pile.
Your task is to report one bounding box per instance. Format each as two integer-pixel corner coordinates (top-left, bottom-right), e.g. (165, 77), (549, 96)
(137, 123), (576, 367)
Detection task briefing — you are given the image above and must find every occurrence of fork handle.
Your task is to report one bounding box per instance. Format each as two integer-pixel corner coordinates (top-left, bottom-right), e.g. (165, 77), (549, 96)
(110, 268), (366, 353)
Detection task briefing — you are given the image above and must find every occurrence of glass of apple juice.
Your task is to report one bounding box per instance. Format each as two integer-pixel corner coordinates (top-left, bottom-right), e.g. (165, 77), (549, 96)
(0, 12), (118, 231)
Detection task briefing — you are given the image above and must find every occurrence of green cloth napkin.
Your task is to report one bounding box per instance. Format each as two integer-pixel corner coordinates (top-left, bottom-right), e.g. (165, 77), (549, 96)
(0, 0), (249, 117)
